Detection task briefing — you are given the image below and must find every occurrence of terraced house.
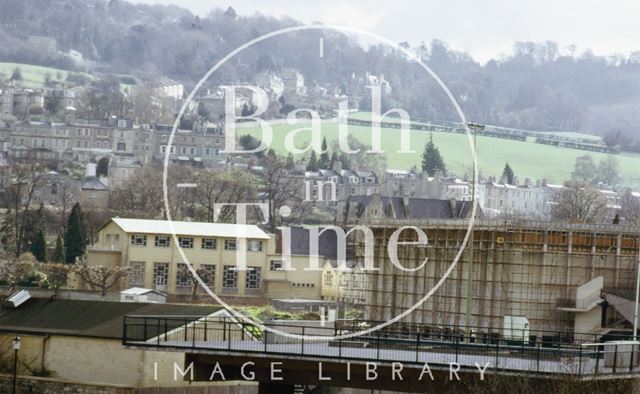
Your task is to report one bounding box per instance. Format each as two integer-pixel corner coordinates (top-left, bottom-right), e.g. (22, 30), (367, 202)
(83, 218), (326, 302)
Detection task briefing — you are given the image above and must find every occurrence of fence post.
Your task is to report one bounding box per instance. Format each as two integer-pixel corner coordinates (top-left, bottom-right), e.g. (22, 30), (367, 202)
(156, 318), (161, 345)
(143, 317), (147, 342)
(495, 339), (499, 372)
(595, 345), (600, 375)
(613, 345), (618, 374)
(415, 333), (420, 363)
(204, 319), (208, 342)
(455, 336), (459, 363)
(377, 330), (381, 361)
(122, 317), (127, 345)
(536, 342), (541, 373)
(164, 318), (168, 342)
(192, 319), (197, 348)
(578, 345), (582, 375)
(630, 344), (635, 372)
(338, 336), (342, 358)
(183, 317), (188, 341)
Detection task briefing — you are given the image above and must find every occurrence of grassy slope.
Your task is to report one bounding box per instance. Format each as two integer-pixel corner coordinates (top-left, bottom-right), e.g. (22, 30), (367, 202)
(0, 62), (135, 91)
(243, 121), (640, 188)
(0, 62), (71, 88)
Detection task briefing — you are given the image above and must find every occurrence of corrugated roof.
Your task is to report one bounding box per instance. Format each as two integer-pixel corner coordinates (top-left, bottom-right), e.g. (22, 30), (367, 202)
(0, 298), (219, 339)
(111, 218), (270, 239)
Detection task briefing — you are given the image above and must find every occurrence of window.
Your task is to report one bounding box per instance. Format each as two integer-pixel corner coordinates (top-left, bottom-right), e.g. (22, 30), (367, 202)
(202, 238), (216, 250)
(223, 265), (237, 288)
(117, 142), (126, 151)
(175, 263), (192, 293)
(270, 260), (283, 271)
(129, 261), (145, 286)
(155, 235), (170, 247)
(245, 267), (261, 289)
(131, 234), (147, 246)
(178, 237), (193, 248)
(224, 239), (237, 251)
(323, 271), (333, 287)
(247, 240), (263, 252)
(153, 263), (169, 291)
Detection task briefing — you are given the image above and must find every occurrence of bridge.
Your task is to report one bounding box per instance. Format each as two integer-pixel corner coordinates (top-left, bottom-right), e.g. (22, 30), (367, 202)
(123, 316), (640, 393)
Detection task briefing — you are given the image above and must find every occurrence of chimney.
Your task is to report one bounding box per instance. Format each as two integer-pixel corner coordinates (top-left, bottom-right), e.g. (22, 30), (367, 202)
(86, 162), (97, 177)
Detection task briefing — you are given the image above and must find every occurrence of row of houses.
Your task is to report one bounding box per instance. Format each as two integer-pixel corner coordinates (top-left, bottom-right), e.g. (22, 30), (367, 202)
(0, 118), (226, 168)
(293, 161), (639, 221)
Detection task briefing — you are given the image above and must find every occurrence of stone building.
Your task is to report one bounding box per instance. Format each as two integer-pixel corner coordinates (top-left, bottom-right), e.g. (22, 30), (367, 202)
(84, 218), (327, 303)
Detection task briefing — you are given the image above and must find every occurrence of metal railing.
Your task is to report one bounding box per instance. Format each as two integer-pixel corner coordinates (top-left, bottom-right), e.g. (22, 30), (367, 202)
(123, 316), (640, 378)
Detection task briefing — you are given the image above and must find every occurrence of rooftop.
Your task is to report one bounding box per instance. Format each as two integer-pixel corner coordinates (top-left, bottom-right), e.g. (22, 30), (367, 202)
(0, 297), (219, 339)
(109, 218), (271, 239)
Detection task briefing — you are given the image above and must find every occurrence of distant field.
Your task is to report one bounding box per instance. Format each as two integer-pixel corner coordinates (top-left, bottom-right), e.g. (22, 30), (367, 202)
(0, 62), (134, 90)
(0, 62), (72, 88)
(242, 121), (640, 188)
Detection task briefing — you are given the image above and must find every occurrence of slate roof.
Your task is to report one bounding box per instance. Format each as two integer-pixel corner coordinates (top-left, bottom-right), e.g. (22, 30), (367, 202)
(81, 176), (108, 191)
(347, 195), (480, 220)
(276, 226), (338, 260)
(0, 298), (219, 339)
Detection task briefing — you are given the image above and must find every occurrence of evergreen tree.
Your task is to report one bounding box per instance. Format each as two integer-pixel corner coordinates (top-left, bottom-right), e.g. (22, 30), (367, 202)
(96, 157), (109, 177)
(502, 163), (515, 184)
(64, 203), (86, 264)
(53, 234), (65, 263)
(330, 151), (339, 167)
(306, 151), (318, 171)
(421, 134), (446, 176)
(339, 152), (351, 170)
(30, 229), (47, 262)
(285, 153), (295, 170)
(11, 67), (22, 81)
(319, 137), (330, 169)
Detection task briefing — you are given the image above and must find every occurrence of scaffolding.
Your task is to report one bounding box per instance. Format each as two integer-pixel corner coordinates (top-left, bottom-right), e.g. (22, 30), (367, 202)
(343, 219), (640, 334)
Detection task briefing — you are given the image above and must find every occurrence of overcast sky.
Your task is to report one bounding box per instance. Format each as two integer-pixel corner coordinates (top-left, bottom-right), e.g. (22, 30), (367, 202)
(130, 0), (640, 63)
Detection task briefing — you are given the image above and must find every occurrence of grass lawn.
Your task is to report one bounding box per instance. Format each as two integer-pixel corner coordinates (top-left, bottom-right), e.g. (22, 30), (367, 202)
(242, 121), (640, 188)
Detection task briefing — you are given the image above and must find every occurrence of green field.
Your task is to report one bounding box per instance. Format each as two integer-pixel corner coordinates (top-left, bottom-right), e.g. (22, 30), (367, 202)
(0, 62), (73, 88)
(242, 121), (640, 188)
(0, 62), (134, 91)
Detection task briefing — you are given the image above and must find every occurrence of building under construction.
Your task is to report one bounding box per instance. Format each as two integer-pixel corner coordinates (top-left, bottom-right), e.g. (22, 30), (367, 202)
(344, 218), (640, 337)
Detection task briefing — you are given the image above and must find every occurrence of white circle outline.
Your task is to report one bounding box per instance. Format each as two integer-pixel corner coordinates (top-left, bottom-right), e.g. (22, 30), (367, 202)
(162, 24), (478, 341)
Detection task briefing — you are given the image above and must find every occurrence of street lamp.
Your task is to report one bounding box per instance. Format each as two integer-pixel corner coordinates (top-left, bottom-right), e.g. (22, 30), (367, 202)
(12, 336), (21, 394)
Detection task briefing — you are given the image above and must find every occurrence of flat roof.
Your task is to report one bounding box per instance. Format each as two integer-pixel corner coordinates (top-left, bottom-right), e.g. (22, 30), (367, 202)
(0, 298), (219, 339)
(111, 218), (270, 239)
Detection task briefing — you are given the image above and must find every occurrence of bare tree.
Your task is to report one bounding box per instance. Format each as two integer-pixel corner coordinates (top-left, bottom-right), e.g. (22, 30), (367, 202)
(192, 169), (255, 222)
(597, 155), (620, 187)
(176, 264), (215, 300)
(0, 254), (35, 292)
(39, 263), (72, 297)
(2, 162), (47, 256)
(551, 181), (608, 223)
(254, 153), (313, 233)
(620, 188), (640, 225)
(110, 164), (191, 219)
(75, 265), (130, 297)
